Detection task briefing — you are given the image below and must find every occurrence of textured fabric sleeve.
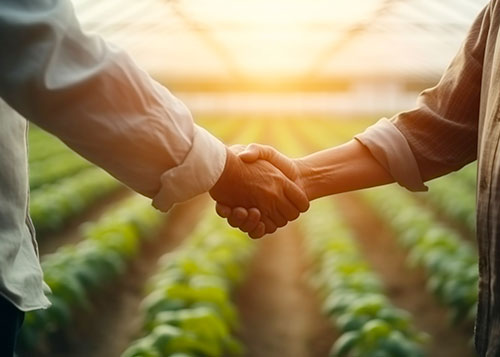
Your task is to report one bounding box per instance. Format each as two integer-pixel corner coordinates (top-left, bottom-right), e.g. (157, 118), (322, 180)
(355, 118), (428, 192)
(390, 4), (490, 177)
(152, 126), (226, 211)
(0, 0), (226, 210)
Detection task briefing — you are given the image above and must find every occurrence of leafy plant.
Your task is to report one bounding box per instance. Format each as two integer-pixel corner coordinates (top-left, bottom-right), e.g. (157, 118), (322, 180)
(365, 187), (478, 323)
(302, 200), (427, 357)
(122, 213), (253, 357)
(20, 195), (163, 350)
(30, 168), (121, 233)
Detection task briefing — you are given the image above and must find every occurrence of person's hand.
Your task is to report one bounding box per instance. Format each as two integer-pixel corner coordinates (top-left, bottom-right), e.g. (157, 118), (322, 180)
(215, 144), (310, 238)
(239, 144), (305, 184)
(209, 145), (309, 238)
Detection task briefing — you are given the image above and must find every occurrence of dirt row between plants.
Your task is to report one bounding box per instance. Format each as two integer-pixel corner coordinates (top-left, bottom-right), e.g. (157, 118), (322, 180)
(234, 223), (337, 357)
(334, 192), (477, 357)
(283, 118), (478, 356)
(25, 195), (210, 357)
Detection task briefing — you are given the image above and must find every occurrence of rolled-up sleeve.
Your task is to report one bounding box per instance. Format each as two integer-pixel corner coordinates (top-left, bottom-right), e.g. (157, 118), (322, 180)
(355, 118), (428, 191)
(153, 126), (227, 211)
(355, 3), (490, 191)
(0, 0), (226, 211)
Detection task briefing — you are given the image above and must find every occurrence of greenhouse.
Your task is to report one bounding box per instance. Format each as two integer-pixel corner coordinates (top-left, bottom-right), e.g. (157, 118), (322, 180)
(1, 0), (491, 356)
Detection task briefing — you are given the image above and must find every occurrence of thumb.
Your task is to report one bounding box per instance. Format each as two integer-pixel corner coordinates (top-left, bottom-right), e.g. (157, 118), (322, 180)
(240, 144), (298, 180)
(238, 143), (261, 162)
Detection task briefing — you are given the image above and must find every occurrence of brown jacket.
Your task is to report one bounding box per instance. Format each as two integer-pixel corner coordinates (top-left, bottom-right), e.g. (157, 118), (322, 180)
(357, 2), (500, 355)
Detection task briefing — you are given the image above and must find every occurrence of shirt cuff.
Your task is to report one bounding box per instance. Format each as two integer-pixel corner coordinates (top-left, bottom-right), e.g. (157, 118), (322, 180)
(354, 118), (428, 192)
(152, 126), (227, 211)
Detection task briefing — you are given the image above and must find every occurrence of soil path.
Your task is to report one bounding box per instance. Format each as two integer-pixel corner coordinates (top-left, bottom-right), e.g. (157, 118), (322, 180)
(29, 195), (210, 357)
(334, 192), (477, 357)
(234, 222), (337, 357)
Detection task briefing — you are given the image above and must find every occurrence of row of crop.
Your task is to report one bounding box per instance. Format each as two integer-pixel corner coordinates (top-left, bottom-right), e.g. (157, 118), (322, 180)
(29, 151), (93, 190)
(291, 118), (372, 151)
(30, 168), (122, 233)
(418, 171), (476, 234)
(20, 195), (164, 350)
(197, 117), (247, 143)
(364, 187), (478, 323)
(28, 127), (69, 163)
(122, 212), (254, 357)
(290, 117), (479, 322)
(27, 117), (248, 192)
(302, 199), (427, 357)
(448, 162), (477, 190)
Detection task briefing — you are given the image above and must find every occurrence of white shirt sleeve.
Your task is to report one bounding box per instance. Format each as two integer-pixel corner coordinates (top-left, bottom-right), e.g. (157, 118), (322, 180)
(153, 125), (227, 211)
(354, 118), (428, 192)
(0, 0), (226, 211)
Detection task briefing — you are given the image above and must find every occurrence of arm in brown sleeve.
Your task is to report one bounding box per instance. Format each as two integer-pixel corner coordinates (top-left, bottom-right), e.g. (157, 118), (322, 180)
(357, 3), (491, 186)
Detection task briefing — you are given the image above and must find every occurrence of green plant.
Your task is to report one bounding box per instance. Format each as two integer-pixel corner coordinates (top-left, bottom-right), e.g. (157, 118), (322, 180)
(30, 168), (121, 233)
(302, 200), (427, 357)
(122, 213), (253, 357)
(20, 195), (163, 350)
(365, 187), (478, 323)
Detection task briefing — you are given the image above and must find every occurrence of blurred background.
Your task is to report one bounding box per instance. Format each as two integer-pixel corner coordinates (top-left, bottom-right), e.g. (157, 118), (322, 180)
(22, 1), (487, 356)
(74, 0), (487, 116)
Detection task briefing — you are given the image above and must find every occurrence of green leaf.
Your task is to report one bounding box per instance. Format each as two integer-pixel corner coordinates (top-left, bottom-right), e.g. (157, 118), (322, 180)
(330, 331), (360, 357)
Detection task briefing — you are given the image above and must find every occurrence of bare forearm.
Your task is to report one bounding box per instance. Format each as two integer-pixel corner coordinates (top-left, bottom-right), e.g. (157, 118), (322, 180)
(296, 140), (395, 200)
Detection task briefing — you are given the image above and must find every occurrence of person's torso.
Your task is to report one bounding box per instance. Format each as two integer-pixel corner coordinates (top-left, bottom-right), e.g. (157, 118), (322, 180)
(0, 98), (49, 311)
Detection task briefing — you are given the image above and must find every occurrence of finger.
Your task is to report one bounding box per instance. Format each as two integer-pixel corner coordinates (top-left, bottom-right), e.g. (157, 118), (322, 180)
(227, 207), (249, 228)
(248, 222), (266, 239)
(239, 208), (261, 233)
(278, 197), (301, 222)
(284, 180), (310, 213)
(215, 203), (232, 218)
(261, 215), (278, 234)
(269, 210), (287, 228)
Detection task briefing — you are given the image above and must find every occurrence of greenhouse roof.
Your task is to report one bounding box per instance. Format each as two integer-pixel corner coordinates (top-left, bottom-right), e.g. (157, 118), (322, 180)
(72, 0), (489, 85)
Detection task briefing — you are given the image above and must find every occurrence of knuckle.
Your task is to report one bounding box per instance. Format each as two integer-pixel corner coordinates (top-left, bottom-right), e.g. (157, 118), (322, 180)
(268, 226), (277, 234)
(234, 208), (247, 219)
(240, 227), (250, 234)
(228, 217), (241, 227)
(274, 216), (287, 227)
(289, 210), (300, 221)
(249, 233), (260, 239)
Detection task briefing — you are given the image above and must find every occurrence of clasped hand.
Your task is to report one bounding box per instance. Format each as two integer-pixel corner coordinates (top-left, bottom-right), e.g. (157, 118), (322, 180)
(209, 144), (309, 238)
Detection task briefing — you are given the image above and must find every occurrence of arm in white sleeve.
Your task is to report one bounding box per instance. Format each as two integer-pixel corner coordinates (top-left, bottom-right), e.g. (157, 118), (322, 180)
(0, 0), (226, 211)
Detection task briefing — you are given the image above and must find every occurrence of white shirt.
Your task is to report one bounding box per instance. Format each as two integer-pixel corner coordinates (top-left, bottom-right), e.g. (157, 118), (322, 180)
(0, 0), (226, 310)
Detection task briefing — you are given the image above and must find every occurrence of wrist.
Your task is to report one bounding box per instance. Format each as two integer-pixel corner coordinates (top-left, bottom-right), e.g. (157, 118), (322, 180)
(294, 158), (321, 201)
(209, 147), (238, 198)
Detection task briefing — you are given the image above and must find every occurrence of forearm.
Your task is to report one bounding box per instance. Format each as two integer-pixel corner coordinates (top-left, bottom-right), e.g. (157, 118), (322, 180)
(0, 0), (183, 194)
(0, 0), (227, 211)
(296, 140), (394, 200)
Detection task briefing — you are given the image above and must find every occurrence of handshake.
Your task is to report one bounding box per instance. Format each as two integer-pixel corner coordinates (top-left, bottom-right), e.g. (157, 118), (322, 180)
(209, 143), (312, 239)
(208, 138), (392, 238)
